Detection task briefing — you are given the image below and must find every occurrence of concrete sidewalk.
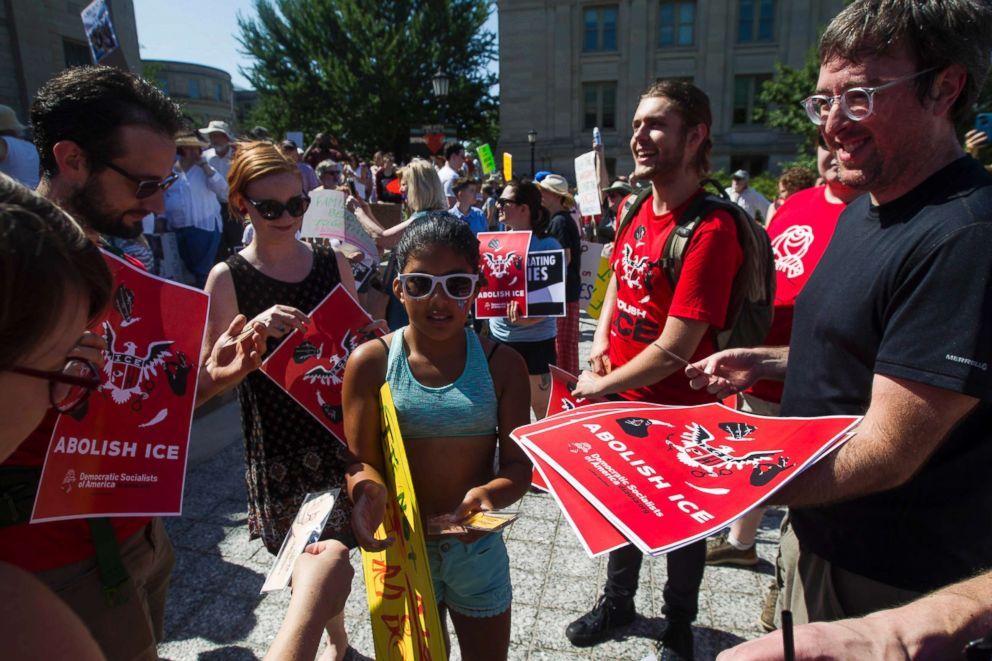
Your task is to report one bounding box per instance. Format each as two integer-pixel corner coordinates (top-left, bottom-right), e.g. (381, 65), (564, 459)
(159, 318), (781, 660)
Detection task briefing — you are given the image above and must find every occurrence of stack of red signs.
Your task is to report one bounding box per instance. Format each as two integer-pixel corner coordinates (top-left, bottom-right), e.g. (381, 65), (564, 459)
(260, 284), (383, 445)
(32, 252), (209, 522)
(514, 369), (860, 557)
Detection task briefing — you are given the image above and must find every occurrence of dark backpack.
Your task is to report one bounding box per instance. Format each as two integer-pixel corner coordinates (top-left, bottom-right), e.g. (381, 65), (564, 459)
(615, 179), (775, 350)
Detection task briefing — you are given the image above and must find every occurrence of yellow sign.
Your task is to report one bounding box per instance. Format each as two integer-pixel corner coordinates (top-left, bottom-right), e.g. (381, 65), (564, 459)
(585, 256), (612, 320)
(503, 152), (513, 181)
(361, 384), (446, 660)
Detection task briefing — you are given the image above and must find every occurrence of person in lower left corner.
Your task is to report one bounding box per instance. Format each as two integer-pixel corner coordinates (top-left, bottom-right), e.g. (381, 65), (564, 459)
(344, 212), (532, 661)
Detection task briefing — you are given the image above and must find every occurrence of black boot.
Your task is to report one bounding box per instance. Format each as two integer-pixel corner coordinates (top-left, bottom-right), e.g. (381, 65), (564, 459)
(564, 594), (636, 647)
(654, 619), (694, 661)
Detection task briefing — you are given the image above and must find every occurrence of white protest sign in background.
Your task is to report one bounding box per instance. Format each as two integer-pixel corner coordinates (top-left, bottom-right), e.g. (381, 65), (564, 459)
(574, 151), (602, 217)
(578, 241), (603, 311)
(300, 189), (378, 263)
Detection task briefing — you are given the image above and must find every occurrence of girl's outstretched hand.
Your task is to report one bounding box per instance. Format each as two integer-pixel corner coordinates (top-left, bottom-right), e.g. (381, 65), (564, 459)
(451, 486), (495, 544)
(351, 480), (394, 551)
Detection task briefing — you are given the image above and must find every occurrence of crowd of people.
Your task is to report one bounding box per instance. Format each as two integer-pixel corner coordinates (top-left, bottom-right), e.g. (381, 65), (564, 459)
(2, 0), (992, 659)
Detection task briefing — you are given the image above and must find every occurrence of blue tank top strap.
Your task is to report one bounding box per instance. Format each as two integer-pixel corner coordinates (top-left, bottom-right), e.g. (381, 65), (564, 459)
(385, 327), (499, 439)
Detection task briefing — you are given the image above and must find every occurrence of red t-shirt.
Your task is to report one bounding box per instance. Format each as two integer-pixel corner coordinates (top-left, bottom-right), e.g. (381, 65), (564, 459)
(608, 190), (742, 404)
(749, 186), (846, 403)
(0, 247), (150, 572)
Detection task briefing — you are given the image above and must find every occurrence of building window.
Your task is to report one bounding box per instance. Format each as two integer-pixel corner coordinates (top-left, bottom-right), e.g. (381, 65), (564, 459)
(63, 39), (92, 68)
(659, 1), (695, 48)
(584, 6), (618, 52)
(583, 82), (617, 130)
(158, 78), (170, 96)
(730, 154), (769, 176)
(733, 74), (771, 125)
(189, 79), (201, 99)
(215, 82), (224, 101)
(738, 0), (775, 43)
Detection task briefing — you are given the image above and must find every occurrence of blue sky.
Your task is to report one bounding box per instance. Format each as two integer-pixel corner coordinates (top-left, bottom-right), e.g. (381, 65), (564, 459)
(133, 0), (499, 90)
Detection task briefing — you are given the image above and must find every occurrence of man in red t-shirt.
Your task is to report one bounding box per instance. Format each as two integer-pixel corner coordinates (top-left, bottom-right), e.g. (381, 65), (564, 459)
(566, 80), (742, 661)
(0, 66), (263, 660)
(705, 139), (861, 579)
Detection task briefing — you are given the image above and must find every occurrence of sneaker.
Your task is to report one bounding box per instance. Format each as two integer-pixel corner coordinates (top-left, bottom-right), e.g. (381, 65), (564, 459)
(705, 534), (758, 567)
(758, 580), (779, 632)
(654, 620), (694, 661)
(564, 595), (636, 647)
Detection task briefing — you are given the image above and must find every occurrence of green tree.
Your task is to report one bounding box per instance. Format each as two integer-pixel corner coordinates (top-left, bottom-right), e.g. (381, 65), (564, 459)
(238, 0), (498, 157)
(755, 47), (821, 159)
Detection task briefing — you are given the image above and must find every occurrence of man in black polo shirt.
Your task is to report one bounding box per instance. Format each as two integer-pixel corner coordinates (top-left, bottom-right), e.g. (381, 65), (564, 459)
(686, 0), (992, 624)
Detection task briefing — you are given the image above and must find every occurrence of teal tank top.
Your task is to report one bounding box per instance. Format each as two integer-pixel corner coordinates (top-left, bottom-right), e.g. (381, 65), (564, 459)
(385, 327), (499, 439)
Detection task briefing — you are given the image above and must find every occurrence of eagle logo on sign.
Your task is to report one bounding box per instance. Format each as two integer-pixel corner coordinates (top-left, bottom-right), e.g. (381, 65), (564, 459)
(483, 250), (521, 280)
(667, 422), (792, 486)
(100, 322), (174, 408)
(301, 329), (361, 387)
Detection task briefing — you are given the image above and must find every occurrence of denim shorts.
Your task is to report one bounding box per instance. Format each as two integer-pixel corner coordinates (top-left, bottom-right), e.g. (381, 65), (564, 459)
(426, 533), (512, 618)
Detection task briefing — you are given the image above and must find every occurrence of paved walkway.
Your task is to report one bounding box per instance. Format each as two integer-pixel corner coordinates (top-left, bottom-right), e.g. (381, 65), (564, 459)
(159, 318), (781, 660)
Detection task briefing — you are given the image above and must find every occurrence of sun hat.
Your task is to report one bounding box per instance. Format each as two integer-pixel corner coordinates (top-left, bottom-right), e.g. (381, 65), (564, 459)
(198, 120), (233, 139)
(175, 132), (209, 149)
(536, 173), (575, 203)
(0, 105), (26, 133)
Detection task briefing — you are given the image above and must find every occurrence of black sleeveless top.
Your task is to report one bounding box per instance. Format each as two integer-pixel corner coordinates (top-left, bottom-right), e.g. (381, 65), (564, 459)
(226, 244), (353, 552)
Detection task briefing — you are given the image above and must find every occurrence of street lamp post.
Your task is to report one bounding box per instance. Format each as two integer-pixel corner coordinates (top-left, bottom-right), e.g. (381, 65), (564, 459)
(432, 67), (450, 128)
(527, 130), (537, 178)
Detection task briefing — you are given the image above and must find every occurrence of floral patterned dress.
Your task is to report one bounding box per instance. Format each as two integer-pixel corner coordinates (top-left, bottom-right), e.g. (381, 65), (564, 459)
(226, 245), (353, 553)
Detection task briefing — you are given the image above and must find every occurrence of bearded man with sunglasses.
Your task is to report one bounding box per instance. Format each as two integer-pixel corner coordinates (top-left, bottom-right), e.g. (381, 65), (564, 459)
(685, 0), (992, 630)
(0, 66), (266, 660)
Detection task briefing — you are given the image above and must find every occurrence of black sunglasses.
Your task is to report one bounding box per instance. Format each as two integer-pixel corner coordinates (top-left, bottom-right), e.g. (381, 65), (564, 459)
(496, 198), (520, 209)
(9, 359), (101, 413)
(103, 161), (178, 199)
(246, 194), (311, 220)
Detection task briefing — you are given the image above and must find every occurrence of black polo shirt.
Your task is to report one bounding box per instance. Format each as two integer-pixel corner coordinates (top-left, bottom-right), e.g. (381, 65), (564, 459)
(781, 156), (992, 593)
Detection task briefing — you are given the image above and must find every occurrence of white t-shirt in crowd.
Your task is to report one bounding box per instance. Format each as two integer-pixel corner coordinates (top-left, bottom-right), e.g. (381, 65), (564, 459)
(164, 164), (227, 232)
(725, 185), (772, 222)
(438, 163), (459, 200)
(203, 146), (233, 203)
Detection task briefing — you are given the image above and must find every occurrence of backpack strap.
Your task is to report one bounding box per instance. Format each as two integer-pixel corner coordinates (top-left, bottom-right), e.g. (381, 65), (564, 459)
(659, 190), (736, 289)
(0, 466), (41, 527)
(0, 466), (132, 608)
(88, 517), (132, 607)
(613, 187), (654, 246)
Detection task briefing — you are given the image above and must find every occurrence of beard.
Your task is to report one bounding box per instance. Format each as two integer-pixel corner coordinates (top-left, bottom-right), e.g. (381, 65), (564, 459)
(631, 131), (687, 183)
(69, 174), (145, 239)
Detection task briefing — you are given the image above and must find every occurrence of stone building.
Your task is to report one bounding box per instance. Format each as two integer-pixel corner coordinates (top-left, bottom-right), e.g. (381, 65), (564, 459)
(498, 0), (843, 179)
(143, 59), (236, 130)
(0, 0), (141, 121)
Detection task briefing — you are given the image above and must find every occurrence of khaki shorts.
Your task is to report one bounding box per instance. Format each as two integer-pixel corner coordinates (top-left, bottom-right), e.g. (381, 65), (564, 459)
(777, 519), (920, 624)
(738, 392), (781, 416)
(37, 518), (175, 661)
